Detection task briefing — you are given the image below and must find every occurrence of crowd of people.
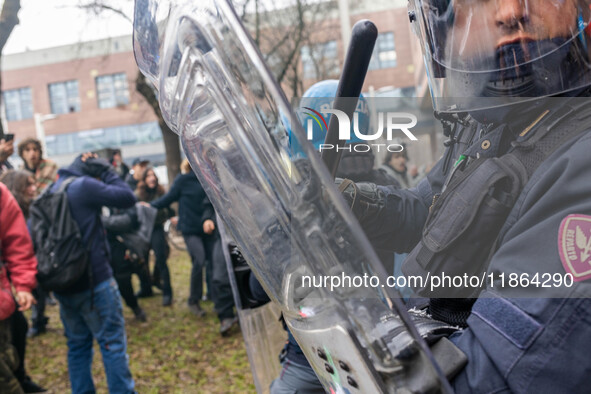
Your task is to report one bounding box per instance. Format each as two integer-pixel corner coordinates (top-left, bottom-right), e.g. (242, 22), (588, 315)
(0, 126), (428, 394)
(0, 138), (240, 393)
(3, 0), (589, 392)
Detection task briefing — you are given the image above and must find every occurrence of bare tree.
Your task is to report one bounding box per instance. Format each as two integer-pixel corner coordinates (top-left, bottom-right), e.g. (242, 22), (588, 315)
(78, 0), (337, 180)
(0, 0), (22, 135)
(76, 0), (131, 20)
(236, 0), (339, 96)
(76, 0), (182, 182)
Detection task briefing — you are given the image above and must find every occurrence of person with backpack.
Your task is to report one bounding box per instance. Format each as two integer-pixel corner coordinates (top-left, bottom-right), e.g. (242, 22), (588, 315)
(31, 152), (136, 394)
(0, 181), (37, 394)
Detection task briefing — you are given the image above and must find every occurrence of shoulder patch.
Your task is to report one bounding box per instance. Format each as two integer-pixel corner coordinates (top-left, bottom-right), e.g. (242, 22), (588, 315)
(559, 214), (591, 282)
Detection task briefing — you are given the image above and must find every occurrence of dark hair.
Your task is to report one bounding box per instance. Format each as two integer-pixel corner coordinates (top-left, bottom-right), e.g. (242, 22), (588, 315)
(17, 138), (43, 160)
(135, 167), (165, 202)
(0, 169), (35, 218)
(108, 149), (122, 163)
(384, 145), (409, 164)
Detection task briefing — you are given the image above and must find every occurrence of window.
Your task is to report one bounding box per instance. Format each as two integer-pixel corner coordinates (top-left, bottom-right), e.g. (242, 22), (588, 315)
(369, 32), (397, 70)
(49, 80), (80, 114)
(2, 87), (33, 121)
(45, 122), (162, 157)
(301, 40), (339, 80)
(95, 73), (130, 109)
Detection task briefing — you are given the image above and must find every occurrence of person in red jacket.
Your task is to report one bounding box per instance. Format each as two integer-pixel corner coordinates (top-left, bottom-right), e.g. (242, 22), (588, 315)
(0, 181), (38, 393)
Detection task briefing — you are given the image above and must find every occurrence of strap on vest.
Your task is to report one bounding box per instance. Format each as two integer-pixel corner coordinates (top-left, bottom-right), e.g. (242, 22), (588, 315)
(428, 101), (591, 327)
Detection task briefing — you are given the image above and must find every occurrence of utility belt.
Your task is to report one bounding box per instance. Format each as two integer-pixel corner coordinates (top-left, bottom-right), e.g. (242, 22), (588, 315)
(403, 100), (591, 324)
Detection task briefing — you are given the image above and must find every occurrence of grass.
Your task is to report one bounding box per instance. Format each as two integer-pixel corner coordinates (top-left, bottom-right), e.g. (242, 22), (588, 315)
(25, 247), (256, 393)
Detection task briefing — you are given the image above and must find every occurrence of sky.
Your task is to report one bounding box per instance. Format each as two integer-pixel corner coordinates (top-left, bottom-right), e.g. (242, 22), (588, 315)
(3, 0), (135, 54)
(2, 0), (298, 55)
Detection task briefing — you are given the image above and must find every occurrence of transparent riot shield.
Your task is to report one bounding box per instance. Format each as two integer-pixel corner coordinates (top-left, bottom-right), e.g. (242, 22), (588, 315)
(217, 218), (285, 394)
(133, 1), (465, 392)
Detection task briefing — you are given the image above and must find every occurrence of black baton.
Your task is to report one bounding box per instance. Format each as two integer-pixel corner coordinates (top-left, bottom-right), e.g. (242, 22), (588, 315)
(321, 20), (377, 178)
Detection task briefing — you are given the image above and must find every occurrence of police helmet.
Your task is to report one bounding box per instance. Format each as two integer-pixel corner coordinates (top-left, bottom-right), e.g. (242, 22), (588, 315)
(408, 0), (591, 113)
(298, 80), (370, 151)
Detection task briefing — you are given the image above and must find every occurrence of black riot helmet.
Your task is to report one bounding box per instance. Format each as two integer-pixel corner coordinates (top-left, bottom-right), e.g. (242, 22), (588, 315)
(408, 0), (591, 113)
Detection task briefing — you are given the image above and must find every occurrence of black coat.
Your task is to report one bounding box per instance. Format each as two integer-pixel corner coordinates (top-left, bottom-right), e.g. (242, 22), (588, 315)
(151, 172), (209, 236)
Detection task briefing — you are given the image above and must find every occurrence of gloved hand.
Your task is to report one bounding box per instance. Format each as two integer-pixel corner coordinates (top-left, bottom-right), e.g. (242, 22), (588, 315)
(376, 307), (466, 393)
(335, 178), (386, 226)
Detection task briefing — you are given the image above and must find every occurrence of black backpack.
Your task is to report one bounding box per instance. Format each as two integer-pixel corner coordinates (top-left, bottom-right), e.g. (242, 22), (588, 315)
(30, 177), (91, 292)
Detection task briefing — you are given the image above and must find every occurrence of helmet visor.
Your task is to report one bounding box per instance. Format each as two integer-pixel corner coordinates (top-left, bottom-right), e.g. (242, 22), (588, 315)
(410, 0), (591, 112)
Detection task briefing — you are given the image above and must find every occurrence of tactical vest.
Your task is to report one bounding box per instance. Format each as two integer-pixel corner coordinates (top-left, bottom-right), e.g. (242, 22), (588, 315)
(402, 100), (591, 326)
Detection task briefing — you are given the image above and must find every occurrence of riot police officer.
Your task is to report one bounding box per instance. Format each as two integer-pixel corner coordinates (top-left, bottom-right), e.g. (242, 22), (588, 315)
(337, 0), (591, 391)
(132, 0), (591, 391)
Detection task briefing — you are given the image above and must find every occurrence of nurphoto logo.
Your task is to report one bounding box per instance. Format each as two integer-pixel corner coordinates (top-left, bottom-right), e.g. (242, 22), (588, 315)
(301, 106), (418, 153)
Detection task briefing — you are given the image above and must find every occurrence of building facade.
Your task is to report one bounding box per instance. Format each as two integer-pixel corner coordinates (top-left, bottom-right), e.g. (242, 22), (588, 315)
(2, 35), (162, 167)
(1, 0), (439, 170)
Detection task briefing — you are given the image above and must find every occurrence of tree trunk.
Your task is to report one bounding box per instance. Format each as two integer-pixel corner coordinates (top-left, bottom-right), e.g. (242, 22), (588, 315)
(0, 0), (22, 135)
(0, 0), (20, 50)
(135, 71), (181, 184)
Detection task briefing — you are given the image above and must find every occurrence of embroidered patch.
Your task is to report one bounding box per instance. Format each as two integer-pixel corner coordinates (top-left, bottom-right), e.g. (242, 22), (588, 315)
(559, 214), (591, 282)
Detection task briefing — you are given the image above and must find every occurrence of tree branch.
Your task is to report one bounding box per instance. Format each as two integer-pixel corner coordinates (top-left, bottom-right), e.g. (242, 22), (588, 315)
(0, 0), (22, 135)
(77, 1), (132, 23)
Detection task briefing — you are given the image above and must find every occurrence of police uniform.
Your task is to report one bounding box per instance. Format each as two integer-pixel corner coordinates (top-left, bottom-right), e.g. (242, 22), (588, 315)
(350, 99), (591, 393)
(346, 1), (591, 387)
(450, 118), (591, 393)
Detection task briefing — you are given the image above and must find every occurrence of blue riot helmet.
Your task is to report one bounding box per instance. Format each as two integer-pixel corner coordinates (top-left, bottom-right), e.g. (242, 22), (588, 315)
(297, 80), (380, 181)
(407, 0), (591, 114)
(298, 80), (370, 152)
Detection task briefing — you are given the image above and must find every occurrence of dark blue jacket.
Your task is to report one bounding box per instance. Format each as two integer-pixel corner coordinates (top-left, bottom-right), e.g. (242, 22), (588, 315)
(151, 172), (208, 236)
(362, 108), (591, 393)
(52, 167), (136, 289)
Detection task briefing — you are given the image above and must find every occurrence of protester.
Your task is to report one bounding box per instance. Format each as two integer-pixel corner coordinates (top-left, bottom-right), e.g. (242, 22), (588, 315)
(125, 158), (149, 191)
(135, 167), (174, 306)
(15, 138), (58, 337)
(0, 181), (38, 393)
(110, 149), (130, 180)
(150, 160), (212, 317)
(379, 147), (425, 189)
(0, 170), (36, 217)
(48, 153), (136, 393)
(102, 205), (148, 322)
(0, 171), (47, 393)
(0, 136), (15, 175)
(17, 138), (58, 194)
